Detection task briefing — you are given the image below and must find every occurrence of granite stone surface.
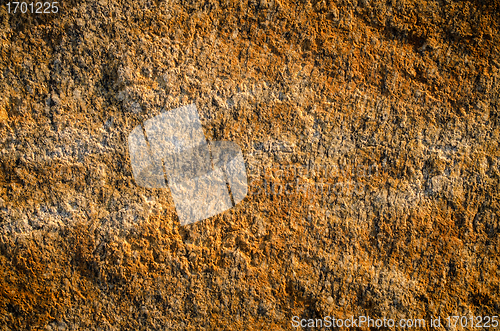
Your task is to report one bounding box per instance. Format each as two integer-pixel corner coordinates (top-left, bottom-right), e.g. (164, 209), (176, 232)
(0, 0), (499, 329)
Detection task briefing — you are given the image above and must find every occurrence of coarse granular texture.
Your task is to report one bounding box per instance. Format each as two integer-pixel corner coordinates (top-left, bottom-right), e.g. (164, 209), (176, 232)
(0, 0), (499, 329)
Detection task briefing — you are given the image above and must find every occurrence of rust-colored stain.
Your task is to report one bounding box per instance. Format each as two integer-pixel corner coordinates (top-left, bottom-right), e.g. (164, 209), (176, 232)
(0, 0), (499, 329)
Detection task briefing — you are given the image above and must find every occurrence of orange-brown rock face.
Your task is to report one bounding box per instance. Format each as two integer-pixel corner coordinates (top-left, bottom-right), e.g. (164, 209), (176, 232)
(0, 0), (499, 329)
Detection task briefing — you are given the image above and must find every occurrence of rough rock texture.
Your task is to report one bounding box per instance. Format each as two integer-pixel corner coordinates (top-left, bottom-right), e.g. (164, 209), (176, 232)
(0, 0), (499, 329)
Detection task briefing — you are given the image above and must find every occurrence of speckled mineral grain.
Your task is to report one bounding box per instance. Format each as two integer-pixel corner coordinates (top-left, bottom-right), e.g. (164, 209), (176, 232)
(0, 0), (499, 330)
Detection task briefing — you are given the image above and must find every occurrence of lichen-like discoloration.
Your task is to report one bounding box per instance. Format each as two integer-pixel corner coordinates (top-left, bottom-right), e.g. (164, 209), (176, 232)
(0, 0), (499, 329)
